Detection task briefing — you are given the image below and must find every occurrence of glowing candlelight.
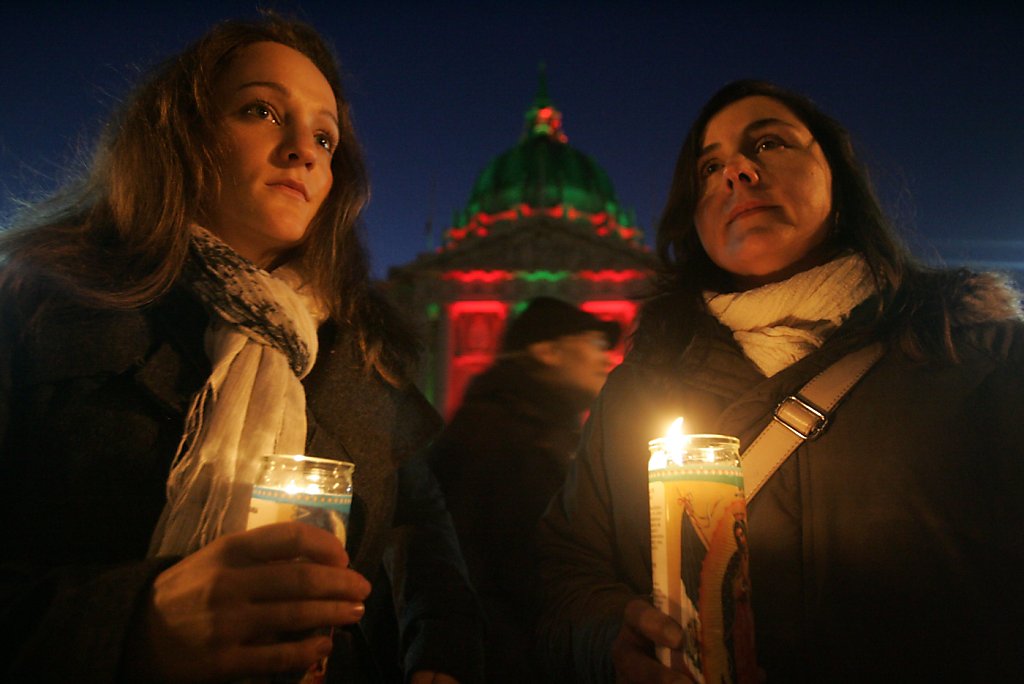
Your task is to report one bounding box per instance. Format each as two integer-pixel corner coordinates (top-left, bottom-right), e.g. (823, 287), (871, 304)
(274, 455), (330, 495)
(648, 416), (690, 470)
(246, 454), (356, 681)
(665, 417), (688, 456)
(647, 422), (755, 680)
(282, 480), (326, 496)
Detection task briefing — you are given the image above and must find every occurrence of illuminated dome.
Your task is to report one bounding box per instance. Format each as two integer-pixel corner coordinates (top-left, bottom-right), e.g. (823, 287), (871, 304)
(459, 86), (628, 220)
(385, 68), (656, 418)
(446, 69), (639, 247)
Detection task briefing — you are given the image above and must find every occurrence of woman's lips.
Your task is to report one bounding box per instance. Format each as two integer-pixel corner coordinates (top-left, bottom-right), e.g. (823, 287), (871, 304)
(727, 202), (773, 224)
(268, 180), (308, 201)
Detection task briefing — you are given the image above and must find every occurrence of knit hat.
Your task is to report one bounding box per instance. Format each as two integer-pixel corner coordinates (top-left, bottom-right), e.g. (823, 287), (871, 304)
(501, 297), (622, 352)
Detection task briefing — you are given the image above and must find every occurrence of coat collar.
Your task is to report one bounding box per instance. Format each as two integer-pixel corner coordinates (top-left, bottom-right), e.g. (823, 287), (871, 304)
(133, 287), (211, 414)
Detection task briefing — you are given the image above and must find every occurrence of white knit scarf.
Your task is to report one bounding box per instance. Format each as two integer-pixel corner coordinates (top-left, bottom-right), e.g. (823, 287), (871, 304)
(149, 226), (328, 556)
(703, 253), (876, 377)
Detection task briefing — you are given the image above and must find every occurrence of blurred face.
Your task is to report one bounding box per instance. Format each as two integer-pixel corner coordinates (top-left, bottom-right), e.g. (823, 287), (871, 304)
(694, 96), (833, 289)
(546, 330), (615, 402)
(205, 41), (338, 268)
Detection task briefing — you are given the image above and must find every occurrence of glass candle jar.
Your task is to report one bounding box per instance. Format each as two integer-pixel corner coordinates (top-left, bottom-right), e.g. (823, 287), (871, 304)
(247, 454), (354, 546)
(648, 431), (757, 683)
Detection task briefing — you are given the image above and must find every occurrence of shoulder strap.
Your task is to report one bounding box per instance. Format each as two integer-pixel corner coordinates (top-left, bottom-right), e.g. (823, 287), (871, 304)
(742, 342), (885, 501)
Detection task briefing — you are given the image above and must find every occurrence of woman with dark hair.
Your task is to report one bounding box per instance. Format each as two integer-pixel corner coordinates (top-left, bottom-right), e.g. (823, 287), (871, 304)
(537, 79), (1024, 682)
(0, 14), (480, 683)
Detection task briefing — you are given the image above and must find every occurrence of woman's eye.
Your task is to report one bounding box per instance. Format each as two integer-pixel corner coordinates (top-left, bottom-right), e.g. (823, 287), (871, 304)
(243, 101), (280, 124)
(755, 136), (785, 153)
(699, 160), (722, 178)
(315, 133), (335, 153)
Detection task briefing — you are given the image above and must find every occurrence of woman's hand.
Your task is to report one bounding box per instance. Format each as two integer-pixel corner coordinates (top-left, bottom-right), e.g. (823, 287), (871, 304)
(612, 599), (694, 684)
(126, 521), (371, 683)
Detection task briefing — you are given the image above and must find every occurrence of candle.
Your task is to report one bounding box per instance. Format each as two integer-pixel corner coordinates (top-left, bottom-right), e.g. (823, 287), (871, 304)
(247, 454), (354, 545)
(648, 419), (758, 684)
(246, 454), (355, 684)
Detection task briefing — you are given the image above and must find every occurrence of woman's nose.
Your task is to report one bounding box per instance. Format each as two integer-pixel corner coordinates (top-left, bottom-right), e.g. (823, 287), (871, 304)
(722, 154), (760, 188)
(280, 128), (317, 169)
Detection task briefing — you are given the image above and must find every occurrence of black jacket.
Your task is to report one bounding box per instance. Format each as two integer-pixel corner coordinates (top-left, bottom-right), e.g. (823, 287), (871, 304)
(429, 357), (583, 683)
(537, 276), (1024, 682)
(0, 282), (484, 683)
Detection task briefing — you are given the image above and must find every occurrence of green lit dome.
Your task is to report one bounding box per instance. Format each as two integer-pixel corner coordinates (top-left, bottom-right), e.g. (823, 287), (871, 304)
(453, 75), (635, 229)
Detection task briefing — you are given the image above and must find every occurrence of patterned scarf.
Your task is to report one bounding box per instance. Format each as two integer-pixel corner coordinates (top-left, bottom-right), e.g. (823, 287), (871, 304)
(703, 253), (876, 377)
(149, 226), (328, 556)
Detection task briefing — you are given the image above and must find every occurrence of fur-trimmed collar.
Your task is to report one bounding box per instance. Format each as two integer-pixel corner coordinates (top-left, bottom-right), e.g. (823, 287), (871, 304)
(944, 271), (1023, 326)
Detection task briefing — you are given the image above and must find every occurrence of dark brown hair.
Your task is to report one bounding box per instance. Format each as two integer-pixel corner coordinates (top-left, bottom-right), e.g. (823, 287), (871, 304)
(634, 79), (1020, 364)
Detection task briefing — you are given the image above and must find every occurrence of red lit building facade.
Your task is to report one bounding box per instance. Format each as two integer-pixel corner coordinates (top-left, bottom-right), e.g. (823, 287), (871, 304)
(386, 80), (657, 417)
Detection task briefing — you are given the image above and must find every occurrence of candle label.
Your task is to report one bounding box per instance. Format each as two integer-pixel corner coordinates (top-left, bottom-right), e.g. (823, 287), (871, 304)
(247, 488), (352, 546)
(649, 464), (757, 684)
(246, 489), (352, 684)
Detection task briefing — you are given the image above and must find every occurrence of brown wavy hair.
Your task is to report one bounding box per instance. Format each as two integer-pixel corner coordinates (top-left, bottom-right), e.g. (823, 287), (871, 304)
(0, 13), (415, 383)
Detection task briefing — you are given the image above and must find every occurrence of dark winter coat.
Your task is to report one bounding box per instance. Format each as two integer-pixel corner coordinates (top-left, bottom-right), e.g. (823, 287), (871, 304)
(0, 282), (483, 683)
(429, 357), (584, 683)
(537, 273), (1024, 682)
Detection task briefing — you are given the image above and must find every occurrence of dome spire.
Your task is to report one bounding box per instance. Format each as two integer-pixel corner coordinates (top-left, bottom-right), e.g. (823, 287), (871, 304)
(535, 62), (551, 107)
(522, 62), (568, 143)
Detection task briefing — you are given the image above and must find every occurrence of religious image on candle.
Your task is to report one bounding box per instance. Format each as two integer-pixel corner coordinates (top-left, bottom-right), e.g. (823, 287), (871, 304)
(648, 418), (758, 684)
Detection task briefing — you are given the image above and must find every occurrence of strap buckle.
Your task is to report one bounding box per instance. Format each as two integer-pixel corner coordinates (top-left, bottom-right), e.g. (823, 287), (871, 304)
(773, 395), (828, 440)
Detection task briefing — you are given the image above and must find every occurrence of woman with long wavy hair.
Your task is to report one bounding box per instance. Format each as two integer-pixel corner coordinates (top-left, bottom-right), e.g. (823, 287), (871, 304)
(0, 14), (480, 683)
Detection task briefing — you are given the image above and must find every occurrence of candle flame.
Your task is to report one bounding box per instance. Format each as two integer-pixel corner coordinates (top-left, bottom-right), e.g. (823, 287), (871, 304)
(666, 417), (686, 454)
(283, 479), (324, 496)
(648, 417), (689, 470)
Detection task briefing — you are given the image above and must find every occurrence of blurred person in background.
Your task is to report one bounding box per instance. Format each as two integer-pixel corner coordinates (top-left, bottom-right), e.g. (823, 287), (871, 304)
(430, 296), (620, 683)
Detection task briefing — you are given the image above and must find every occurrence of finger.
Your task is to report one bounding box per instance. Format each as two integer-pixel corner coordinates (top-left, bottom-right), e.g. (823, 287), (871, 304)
(624, 600), (684, 649)
(223, 522), (349, 567)
(613, 637), (690, 684)
(239, 599), (366, 641)
(244, 562), (371, 603)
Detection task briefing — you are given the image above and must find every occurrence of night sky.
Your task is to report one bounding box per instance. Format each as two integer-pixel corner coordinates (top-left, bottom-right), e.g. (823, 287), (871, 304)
(2, 1), (1021, 279)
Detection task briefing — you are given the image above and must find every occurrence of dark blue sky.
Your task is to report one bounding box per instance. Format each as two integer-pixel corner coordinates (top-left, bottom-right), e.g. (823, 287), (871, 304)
(2, 1), (1021, 278)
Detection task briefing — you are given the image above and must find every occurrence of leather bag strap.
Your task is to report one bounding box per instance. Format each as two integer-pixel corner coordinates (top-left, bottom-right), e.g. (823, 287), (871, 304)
(742, 342), (885, 501)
